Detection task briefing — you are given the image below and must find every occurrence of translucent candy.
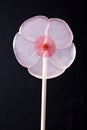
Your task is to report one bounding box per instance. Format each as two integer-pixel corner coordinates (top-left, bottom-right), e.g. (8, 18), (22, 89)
(13, 15), (76, 79)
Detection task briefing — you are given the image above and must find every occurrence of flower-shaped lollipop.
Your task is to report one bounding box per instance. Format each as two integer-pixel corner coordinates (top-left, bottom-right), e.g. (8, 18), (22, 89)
(13, 16), (76, 79)
(13, 16), (76, 130)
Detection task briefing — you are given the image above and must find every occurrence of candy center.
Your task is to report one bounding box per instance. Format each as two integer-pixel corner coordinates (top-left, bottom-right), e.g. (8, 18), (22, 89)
(42, 43), (48, 51)
(35, 36), (56, 57)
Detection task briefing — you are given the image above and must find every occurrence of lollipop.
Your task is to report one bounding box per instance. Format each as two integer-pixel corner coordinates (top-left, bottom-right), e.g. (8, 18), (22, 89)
(13, 16), (76, 130)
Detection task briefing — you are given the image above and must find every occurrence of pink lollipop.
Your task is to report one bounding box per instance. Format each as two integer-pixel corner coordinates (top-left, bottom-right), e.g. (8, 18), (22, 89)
(13, 16), (76, 130)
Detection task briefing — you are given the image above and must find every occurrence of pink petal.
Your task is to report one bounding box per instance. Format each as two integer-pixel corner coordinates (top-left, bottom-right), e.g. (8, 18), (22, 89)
(48, 18), (73, 49)
(19, 16), (48, 42)
(13, 33), (40, 68)
(49, 43), (76, 69)
(28, 57), (65, 79)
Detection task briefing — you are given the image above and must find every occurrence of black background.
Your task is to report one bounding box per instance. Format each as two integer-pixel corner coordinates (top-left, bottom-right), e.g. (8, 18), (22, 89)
(0, 0), (87, 130)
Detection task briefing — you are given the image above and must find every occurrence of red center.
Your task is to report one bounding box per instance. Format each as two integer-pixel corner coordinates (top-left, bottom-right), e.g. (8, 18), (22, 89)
(42, 43), (48, 51)
(35, 36), (56, 57)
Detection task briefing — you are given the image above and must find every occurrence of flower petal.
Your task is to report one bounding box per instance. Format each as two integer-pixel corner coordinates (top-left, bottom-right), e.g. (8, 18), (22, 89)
(49, 43), (76, 69)
(19, 16), (48, 41)
(28, 57), (65, 79)
(13, 33), (40, 68)
(48, 18), (73, 49)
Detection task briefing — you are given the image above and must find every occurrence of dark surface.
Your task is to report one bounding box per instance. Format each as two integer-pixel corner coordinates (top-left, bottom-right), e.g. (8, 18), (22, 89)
(0, 0), (86, 130)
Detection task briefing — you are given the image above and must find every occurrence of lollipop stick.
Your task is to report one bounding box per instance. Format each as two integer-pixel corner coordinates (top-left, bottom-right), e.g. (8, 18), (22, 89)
(41, 56), (47, 130)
